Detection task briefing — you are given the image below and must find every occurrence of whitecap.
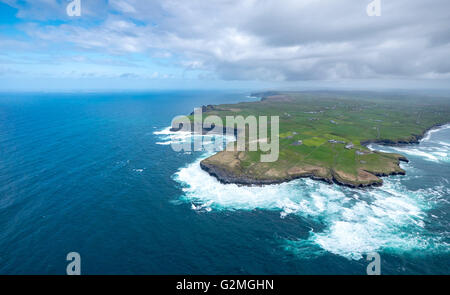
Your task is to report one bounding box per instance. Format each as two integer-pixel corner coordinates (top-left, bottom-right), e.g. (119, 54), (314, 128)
(389, 147), (440, 162)
(438, 141), (450, 147)
(155, 141), (172, 145)
(153, 126), (233, 152)
(169, 124), (450, 260)
(153, 126), (173, 135)
(420, 124), (450, 142)
(173, 146), (450, 260)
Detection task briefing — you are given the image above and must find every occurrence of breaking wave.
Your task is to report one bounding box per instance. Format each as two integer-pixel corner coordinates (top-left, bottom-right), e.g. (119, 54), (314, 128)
(153, 126), (234, 150)
(154, 124), (450, 260)
(174, 156), (448, 260)
(420, 124), (450, 142)
(368, 124), (450, 163)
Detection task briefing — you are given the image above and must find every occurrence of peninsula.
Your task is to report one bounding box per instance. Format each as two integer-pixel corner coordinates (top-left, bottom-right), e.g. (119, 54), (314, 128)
(179, 91), (450, 188)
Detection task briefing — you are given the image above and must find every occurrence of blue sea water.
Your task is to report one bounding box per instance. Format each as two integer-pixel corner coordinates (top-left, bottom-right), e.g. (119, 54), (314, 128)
(0, 91), (449, 274)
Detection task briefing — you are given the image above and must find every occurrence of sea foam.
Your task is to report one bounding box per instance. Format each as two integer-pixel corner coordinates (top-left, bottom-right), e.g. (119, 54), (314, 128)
(368, 124), (450, 163)
(154, 125), (450, 260)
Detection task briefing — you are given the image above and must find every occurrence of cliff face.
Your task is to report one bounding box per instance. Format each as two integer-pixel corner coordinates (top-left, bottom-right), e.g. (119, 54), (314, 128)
(189, 118), (442, 189)
(199, 149), (407, 188)
(170, 91), (450, 189)
(170, 122), (239, 137)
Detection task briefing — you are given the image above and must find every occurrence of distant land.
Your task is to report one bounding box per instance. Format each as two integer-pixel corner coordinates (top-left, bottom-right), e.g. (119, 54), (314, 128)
(174, 91), (450, 188)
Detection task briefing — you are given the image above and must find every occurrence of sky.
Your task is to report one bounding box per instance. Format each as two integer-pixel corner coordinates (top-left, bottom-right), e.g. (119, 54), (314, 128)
(0, 0), (449, 91)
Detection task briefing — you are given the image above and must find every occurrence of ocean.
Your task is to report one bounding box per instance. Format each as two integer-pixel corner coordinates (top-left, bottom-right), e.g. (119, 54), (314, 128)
(0, 91), (448, 274)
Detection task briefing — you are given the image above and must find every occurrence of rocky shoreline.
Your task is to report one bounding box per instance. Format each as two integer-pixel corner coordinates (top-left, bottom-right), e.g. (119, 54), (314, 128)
(199, 160), (379, 188)
(200, 154), (407, 189)
(170, 122), (239, 137)
(171, 101), (448, 189)
(197, 124), (448, 189)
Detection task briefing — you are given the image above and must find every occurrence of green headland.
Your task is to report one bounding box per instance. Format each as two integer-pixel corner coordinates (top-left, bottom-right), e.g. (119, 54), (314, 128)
(179, 91), (450, 188)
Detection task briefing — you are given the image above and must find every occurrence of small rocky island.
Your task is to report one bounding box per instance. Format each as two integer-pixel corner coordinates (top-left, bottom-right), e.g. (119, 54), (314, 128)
(180, 91), (450, 188)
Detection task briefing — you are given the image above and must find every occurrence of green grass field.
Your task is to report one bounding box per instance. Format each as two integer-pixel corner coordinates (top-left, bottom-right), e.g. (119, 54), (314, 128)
(192, 91), (450, 187)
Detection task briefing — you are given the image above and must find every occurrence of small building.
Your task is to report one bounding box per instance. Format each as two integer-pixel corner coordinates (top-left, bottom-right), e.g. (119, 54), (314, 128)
(291, 140), (303, 146)
(329, 139), (346, 144)
(345, 143), (354, 149)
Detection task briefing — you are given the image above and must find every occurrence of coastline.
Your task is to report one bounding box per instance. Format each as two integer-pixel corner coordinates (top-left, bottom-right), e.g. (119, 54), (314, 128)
(360, 123), (450, 147)
(168, 97), (449, 189)
(199, 124), (448, 189)
(199, 154), (403, 189)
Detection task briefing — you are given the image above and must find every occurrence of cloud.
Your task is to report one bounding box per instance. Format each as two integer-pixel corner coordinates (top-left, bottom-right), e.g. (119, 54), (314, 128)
(119, 72), (139, 78)
(0, 66), (22, 76)
(1, 0), (450, 82)
(2, 0), (110, 20)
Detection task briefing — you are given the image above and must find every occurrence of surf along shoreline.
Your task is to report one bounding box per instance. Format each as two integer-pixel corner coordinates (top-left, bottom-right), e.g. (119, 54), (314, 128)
(169, 95), (449, 189)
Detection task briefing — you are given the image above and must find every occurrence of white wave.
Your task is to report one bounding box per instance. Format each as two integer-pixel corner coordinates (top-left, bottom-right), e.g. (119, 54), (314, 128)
(169, 123), (450, 260)
(174, 153), (447, 260)
(370, 143), (449, 163)
(386, 145), (449, 163)
(390, 147), (440, 162)
(154, 126), (190, 145)
(367, 124), (450, 163)
(420, 124), (450, 142)
(155, 141), (172, 145)
(153, 126), (173, 135)
(369, 145), (449, 163)
(438, 141), (450, 147)
(153, 126), (234, 151)
(175, 157), (301, 212)
(367, 144), (391, 154)
(191, 200), (213, 212)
